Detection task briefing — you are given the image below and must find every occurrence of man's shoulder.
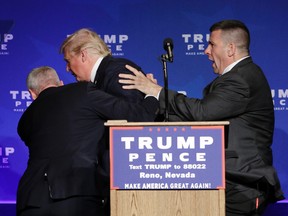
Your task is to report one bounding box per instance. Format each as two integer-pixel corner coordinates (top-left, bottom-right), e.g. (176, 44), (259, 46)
(55, 82), (94, 97)
(61, 81), (89, 89)
(102, 55), (140, 70)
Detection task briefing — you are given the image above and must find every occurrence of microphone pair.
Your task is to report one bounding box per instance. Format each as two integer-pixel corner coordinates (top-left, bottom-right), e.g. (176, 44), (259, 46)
(163, 38), (174, 63)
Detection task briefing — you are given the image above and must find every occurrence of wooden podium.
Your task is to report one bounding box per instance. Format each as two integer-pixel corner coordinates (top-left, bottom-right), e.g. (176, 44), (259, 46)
(105, 121), (229, 216)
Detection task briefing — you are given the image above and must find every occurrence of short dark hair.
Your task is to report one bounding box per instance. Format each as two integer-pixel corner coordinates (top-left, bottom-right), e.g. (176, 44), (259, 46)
(210, 20), (250, 53)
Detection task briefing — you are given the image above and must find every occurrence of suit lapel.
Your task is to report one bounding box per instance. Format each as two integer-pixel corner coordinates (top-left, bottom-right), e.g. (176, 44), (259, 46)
(203, 76), (219, 96)
(203, 57), (253, 96)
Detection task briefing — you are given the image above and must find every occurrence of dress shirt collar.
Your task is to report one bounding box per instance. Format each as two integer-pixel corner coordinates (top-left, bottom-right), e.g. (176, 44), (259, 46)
(90, 56), (104, 82)
(222, 56), (250, 75)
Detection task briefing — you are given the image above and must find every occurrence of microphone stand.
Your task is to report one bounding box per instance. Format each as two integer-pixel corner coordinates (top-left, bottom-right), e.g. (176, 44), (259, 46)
(161, 54), (169, 122)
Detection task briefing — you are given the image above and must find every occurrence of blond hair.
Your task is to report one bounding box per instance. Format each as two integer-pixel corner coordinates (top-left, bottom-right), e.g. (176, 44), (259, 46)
(59, 28), (111, 57)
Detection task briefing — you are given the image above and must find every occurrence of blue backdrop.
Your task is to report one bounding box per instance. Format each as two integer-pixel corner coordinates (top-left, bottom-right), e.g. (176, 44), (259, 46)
(1, 0), (287, 203)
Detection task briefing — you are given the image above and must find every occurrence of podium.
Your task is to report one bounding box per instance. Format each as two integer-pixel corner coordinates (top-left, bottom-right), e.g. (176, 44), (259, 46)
(105, 121), (229, 216)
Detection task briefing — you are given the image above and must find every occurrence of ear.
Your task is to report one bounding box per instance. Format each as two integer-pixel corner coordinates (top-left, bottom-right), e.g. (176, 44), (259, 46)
(81, 49), (88, 62)
(59, 80), (64, 86)
(227, 43), (236, 57)
(29, 89), (38, 100)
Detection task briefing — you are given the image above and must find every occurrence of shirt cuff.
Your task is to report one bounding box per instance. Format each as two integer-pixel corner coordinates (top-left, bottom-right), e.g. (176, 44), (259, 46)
(145, 90), (161, 100)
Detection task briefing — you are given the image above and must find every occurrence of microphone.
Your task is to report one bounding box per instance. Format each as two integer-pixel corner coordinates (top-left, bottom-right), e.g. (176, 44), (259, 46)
(163, 38), (174, 62)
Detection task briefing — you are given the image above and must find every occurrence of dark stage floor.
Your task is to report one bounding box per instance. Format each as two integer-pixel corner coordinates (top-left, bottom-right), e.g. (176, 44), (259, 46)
(1, 200), (287, 216)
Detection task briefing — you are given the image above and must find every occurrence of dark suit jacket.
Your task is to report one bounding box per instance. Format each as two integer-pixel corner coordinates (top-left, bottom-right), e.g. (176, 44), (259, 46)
(93, 55), (148, 193)
(17, 82), (159, 213)
(158, 57), (284, 201)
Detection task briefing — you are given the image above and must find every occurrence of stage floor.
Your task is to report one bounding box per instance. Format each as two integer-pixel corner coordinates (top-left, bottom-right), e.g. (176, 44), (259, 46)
(1, 200), (287, 216)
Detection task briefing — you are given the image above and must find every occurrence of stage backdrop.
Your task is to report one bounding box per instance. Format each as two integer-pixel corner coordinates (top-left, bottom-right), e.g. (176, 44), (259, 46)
(1, 0), (287, 203)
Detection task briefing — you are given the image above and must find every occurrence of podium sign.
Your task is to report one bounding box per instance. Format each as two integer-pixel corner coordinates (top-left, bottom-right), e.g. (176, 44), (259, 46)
(109, 124), (225, 190)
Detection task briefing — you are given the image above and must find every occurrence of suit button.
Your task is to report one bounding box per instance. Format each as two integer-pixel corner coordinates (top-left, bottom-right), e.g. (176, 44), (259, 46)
(44, 172), (48, 181)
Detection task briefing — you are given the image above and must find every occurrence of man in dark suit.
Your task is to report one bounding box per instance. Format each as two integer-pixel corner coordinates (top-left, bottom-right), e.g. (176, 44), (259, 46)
(118, 20), (284, 215)
(59, 28), (148, 213)
(17, 66), (159, 216)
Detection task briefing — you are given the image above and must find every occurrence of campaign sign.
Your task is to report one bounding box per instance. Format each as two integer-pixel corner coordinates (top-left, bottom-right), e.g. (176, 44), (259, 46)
(109, 125), (225, 190)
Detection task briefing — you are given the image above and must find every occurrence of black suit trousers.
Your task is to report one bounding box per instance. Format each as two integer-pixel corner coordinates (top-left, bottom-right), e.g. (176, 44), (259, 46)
(226, 179), (270, 216)
(18, 181), (109, 216)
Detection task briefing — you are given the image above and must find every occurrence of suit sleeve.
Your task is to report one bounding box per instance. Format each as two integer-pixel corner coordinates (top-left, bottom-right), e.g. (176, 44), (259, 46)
(17, 109), (31, 143)
(88, 88), (159, 122)
(159, 75), (250, 121)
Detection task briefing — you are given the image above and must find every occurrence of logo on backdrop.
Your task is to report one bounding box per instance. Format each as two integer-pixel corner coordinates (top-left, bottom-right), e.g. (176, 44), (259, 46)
(182, 33), (209, 56)
(272, 88), (288, 111)
(0, 20), (14, 56)
(0, 146), (15, 169)
(99, 34), (128, 56)
(9, 90), (32, 112)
